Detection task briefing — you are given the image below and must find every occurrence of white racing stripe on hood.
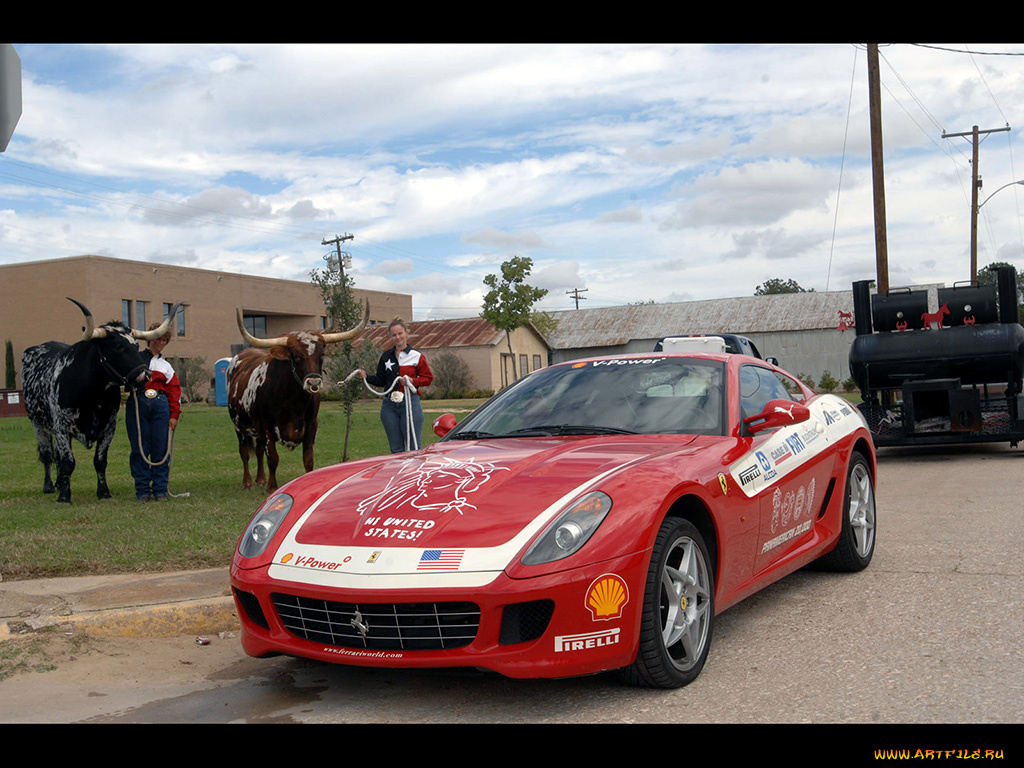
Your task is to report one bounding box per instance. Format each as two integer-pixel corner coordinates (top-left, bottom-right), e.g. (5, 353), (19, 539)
(267, 454), (650, 590)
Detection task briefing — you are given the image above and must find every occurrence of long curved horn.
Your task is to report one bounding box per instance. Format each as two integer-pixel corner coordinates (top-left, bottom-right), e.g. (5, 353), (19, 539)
(67, 297), (99, 341)
(236, 308), (289, 349)
(134, 302), (185, 341)
(322, 300), (370, 344)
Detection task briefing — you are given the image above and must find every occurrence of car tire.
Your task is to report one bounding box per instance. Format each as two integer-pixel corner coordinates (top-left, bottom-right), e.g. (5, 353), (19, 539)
(815, 451), (876, 572)
(619, 517), (714, 689)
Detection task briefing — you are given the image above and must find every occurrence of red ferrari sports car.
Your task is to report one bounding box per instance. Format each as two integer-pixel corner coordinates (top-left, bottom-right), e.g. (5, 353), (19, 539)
(231, 352), (876, 688)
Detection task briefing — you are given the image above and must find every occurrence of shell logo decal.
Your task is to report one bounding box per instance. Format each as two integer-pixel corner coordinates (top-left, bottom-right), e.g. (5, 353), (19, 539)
(586, 574), (629, 621)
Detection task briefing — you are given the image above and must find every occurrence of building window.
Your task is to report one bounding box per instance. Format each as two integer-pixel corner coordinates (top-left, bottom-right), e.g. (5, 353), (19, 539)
(163, 302), (186, 337)
(136, 300), (147, 329)
(519, 354), (528, 375)
(532, 355), (541, 372)
(242, 315), (267, 339)
(161, 303), (186, 335)
(122, 299), (132, 326)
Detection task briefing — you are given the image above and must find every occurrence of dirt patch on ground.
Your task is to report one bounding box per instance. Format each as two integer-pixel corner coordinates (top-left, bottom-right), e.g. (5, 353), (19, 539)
(1, 623), (247, 685)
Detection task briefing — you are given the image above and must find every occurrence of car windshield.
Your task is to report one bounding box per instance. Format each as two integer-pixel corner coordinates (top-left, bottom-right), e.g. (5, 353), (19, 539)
(448, 357), (726, 438)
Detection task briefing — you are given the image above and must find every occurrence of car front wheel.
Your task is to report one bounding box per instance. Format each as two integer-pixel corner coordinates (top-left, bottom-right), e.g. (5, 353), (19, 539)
(620, 517), (714, 688)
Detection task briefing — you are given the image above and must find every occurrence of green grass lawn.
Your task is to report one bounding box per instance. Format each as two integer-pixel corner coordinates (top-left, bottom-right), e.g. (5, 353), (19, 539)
(0, 398), (483, 581)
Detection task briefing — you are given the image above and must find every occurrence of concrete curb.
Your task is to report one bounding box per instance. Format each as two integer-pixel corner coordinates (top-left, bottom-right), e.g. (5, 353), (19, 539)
(0, 598), (240, 640)
(0, 568), (240, 641)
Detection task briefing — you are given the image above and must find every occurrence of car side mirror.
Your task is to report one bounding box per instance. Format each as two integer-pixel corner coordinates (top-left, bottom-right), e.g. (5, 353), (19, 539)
(743, 398), (810, 435)
(433, 413), (457, 437)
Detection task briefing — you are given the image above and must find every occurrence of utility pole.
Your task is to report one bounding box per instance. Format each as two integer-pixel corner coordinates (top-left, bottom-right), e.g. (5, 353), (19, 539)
(320, 233), (354, 329)
(867, 44), (889, 294)
(322, 233), (354, 277)
(941, 125), (1011, 283)
(566, 287), (588, 309)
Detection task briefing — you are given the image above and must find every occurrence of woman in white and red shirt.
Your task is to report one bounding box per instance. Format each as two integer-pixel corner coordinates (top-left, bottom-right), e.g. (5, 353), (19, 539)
(125, 326), (182, 501)
(359, 320), (433, 453)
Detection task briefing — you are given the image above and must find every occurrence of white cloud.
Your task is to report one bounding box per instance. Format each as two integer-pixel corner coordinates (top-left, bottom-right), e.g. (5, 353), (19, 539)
(4, 43), (1024, 318)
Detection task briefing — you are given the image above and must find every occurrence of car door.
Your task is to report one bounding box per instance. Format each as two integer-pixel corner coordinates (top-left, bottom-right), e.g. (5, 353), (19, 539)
(735, 364), (833, 574)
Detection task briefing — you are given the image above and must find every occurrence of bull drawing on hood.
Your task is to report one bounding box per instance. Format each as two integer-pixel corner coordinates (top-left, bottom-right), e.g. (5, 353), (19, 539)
(22, 298), (183, 503)
(227, 302), (369, 493)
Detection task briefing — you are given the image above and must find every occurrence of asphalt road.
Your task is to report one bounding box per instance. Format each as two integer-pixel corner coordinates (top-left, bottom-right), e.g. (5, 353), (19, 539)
(1, 443), (1022, 736)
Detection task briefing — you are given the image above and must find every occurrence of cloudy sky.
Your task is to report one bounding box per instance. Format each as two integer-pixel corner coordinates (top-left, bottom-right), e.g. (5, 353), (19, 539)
(2, 43), (1023, 319)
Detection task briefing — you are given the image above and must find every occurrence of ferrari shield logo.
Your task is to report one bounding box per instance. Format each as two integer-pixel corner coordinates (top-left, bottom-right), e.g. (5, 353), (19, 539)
(718, 473), (728, 495)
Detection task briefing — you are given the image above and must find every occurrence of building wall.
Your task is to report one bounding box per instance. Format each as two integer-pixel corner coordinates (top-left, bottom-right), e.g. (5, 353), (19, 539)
(0, 255), (412, 389)
(488, 326), (549, 390)
(414, 326), (548, 394)
(421, 345), (494, 394)
(745, 329), (857, 384)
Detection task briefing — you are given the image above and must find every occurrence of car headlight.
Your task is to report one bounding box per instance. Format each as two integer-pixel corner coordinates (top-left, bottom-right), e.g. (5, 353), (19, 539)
(238, 493), (293, 558)
(521, 491), (612, 565)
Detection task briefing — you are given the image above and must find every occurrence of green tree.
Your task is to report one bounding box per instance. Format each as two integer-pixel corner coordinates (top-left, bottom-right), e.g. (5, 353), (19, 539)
(978, 261), (1024, 322)
(4, 340), (14, 389)
(529, 309), (559, 339)
(754, 278), (812, 296)
(311, 252), (370, 462)
(481, 256), (548, 382)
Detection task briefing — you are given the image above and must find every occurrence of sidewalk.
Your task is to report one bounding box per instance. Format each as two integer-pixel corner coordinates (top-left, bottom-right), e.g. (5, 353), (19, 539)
(0, 568), (240, 640)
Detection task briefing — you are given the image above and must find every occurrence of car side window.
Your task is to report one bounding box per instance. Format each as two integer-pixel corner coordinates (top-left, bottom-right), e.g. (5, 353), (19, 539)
(773, 371), (805, 402)
(739, 365), (794, 420)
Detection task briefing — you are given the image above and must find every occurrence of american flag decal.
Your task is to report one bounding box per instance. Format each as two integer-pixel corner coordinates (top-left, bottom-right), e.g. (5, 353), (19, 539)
(417, 549), (465, 570)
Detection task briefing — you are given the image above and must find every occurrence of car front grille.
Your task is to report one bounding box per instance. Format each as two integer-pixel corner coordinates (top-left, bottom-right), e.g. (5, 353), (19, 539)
(271, 593), (480, 651)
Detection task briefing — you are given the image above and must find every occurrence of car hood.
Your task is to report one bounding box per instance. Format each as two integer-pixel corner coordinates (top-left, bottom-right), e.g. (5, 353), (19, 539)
(291, 435), (699, 549)
(263, 435), (701, 587)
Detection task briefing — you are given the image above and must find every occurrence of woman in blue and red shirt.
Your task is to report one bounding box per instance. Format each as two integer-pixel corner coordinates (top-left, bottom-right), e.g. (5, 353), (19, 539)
(359, 320), (433, 453)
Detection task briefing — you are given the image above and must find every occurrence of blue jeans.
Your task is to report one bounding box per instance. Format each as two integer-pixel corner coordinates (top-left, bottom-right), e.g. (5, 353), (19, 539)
(380, 393), (423, 453)
(125, 391), (171, 498)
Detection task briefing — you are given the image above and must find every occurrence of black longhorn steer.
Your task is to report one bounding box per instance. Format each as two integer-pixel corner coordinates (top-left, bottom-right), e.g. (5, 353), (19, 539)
(22, 298), (182, 503)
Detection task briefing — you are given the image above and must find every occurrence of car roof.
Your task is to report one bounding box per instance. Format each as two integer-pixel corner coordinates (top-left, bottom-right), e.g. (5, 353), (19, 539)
(555, 351), (735, 367)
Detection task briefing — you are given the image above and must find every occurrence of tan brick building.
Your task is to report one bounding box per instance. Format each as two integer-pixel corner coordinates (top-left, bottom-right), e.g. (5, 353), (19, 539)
(0, 255), (412, 391)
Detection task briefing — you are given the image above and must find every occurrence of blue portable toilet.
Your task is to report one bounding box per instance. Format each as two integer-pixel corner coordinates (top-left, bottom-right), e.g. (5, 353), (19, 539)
(214, 357), (233, 406)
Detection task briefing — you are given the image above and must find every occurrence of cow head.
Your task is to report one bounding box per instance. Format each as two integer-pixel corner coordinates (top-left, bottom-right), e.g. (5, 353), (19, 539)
(68, 298), (184, 387)
(235, 301), (370, 395)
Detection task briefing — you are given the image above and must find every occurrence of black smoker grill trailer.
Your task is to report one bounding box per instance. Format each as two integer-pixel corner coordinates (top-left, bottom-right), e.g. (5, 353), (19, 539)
(849, 266), (1024, 447)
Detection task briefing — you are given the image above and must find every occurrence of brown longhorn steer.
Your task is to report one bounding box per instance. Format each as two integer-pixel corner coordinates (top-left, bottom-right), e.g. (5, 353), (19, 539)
(227, 303), (369, 492)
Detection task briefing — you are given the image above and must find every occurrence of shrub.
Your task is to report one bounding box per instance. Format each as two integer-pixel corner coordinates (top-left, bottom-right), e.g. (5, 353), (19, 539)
(169, 357), (212, 403)
(430, 350), (474, 399)
(818, 370), (839, 393)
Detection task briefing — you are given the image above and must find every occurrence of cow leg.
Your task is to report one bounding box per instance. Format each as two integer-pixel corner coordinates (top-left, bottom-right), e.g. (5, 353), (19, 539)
(237, 433), (254, 490)
(302, 434), (316, 474)
(53, 433), (76, 503)
(254, 433), (268, 488)
(266, 440), (280, 493)
(94, 418), (116, 500)
(31, 424), (56, 494)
